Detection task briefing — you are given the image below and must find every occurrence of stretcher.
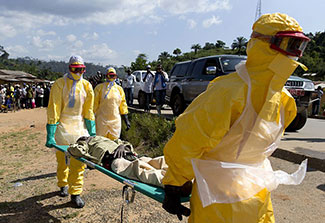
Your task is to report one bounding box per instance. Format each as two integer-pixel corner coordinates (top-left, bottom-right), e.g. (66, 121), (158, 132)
(53, 144), (190, 204)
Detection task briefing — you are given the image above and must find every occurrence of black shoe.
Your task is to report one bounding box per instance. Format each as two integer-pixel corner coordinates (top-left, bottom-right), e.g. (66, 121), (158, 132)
(59, 186), (68, 197)
(71, 195), (85, 208)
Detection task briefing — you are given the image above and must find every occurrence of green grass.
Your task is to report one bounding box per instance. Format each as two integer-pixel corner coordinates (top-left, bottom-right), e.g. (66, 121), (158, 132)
(0, 130), (28, 141)
(120, 112), (175, 157)
(0, 130), (41, 152)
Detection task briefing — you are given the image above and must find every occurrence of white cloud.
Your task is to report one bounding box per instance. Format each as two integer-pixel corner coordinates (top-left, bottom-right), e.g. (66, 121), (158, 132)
(74, 43), (117, 65)
(6, 45), (28, 55)
(0, 0), (231, 31)
(66, 35), (83, 49)
(187, 19), (197, 29)
(74, 40), (83, 48)
(0, 22), (16, 39)
(147, 31), (158, 36)
(82, 1), (159, 25)
(66, 34), (77, 42)
(82, 32), (99, 40)
(202, 16), (222, 28)
(159, 0), (231, 14)
(37, 29), (56, 36)
(0, 10), (54, 31)
(31, 36), (55, 51)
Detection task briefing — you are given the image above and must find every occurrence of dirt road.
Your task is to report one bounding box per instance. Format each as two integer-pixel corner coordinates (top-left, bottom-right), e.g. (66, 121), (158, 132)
(0, 108), (188, 223)
(0, 108), (324, 222)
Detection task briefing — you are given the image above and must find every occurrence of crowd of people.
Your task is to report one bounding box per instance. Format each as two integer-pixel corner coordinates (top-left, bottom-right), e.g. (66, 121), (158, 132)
(0, 83), (50, 112)
(88, 64), (169, 116)
(121, 64), (169, 115)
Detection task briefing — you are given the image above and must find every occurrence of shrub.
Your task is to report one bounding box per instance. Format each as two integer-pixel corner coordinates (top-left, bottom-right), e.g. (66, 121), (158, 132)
(120, 112), (175, 157)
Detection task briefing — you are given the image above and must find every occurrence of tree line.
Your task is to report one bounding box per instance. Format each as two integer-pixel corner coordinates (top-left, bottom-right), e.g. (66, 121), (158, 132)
(0, 31), (324, 81)
(130, 32), (325, 81)
(0, 50), (125, 81)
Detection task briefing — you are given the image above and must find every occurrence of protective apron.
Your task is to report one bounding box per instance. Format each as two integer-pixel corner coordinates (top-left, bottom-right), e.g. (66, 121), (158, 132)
(55, 75), (88, 195)
(192, 62), (307, 207)
(96, 82), (122, 140)
(55, 75), (89, 145)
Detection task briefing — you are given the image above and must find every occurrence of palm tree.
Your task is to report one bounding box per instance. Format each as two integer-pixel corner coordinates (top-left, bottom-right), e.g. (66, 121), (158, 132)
(191, 44), (201, 54)
(231, 37), (248, 55)
(215, 40), (226, 49)
(173, 48), (182, 56)
(130, 53), (148, 70)
(158, 51), (171, 62)
(203, 42), (215, 50)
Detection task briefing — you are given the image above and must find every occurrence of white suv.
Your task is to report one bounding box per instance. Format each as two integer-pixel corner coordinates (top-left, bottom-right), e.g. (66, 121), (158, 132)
(132, 70), (155, 107)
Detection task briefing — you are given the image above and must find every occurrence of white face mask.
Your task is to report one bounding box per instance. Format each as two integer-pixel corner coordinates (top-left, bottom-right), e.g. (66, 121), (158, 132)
(70, 72), (83, 80)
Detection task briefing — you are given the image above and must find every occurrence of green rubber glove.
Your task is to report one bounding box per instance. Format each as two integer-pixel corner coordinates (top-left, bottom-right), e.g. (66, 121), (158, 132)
(46, 123), (57, 148)
(85, 119), (96, 136)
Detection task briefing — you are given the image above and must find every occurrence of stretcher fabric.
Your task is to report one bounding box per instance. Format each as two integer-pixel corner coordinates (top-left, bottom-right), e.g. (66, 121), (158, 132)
(53, 144), (189, 203)
(67, 136), (166, 187)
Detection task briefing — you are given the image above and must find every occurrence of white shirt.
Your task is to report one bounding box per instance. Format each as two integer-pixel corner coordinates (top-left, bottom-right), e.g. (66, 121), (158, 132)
(125, 74), (136, 88)
(143, 71), (155, 93)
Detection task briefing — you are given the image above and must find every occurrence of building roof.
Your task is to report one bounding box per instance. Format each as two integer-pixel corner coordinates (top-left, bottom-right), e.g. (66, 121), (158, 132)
(0, 69), (49, 83)
(0, 69), (37, 79)
(0, 75), (20, 82)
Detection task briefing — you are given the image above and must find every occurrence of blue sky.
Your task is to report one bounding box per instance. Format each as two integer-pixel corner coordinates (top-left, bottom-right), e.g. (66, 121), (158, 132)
(0, 0), (324, 67)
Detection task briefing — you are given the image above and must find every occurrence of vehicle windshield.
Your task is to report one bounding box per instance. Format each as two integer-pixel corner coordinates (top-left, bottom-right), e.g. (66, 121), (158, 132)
(221, 57), (246, 72)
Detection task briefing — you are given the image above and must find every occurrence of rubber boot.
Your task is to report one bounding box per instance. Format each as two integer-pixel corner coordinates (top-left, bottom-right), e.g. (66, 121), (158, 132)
(59, 186), (68, 197)
(71, 195), (85, 208)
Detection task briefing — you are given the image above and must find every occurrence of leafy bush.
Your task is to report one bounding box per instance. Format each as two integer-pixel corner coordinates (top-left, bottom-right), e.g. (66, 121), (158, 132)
(120, 112), (175, 157)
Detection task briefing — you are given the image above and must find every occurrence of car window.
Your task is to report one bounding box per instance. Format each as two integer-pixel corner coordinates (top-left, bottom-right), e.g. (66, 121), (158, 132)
(191, 59), (205, 76)
(134, 72), (141, 82)
(187, 62), (195, 76)
(141, 72), (146, 79)
(179, 63), (189, 76)
(171, 65), (181, 77)
(169, 66), (176, 77)
(221, 57), (246, 72)
(203, 58), (219, 75)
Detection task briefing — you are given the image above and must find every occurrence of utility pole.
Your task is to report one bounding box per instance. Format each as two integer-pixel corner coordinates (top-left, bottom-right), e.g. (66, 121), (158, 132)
(255, 0), (262, 21)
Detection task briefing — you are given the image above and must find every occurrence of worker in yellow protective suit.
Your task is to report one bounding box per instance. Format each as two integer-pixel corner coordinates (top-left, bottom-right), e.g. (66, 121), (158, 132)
(94, 67), (130, 140)
(46, 55), (96, 208)
(162, 13), (310, 222)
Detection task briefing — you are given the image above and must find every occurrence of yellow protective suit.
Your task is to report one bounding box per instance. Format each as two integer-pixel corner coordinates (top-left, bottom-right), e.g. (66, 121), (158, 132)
(47, 74), (94, 195)
(163, 13), (306, 222)
(94, 81), (128, 140)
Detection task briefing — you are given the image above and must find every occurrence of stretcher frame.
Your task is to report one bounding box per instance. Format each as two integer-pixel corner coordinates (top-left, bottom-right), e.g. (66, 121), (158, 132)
(53, 144), (190, 203)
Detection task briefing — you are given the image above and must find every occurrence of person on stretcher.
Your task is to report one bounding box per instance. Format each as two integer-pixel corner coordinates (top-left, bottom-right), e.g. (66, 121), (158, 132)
(67, 135), (169, 188)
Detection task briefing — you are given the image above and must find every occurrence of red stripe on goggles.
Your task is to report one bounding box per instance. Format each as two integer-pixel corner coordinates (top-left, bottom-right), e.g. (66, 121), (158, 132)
(251, 31), (310, 57)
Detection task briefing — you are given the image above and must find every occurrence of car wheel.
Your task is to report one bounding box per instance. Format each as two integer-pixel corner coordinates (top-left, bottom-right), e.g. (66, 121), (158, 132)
(138, 91), (146, 109)
(172, 93), (185, 116)
(285, 109), (307, 132)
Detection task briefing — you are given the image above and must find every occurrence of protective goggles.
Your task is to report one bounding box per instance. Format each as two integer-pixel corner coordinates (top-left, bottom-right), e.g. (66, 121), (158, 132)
(107, 73), (117, 78)
(251, 31), (310, 57)
(70, 67), (86, 73)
